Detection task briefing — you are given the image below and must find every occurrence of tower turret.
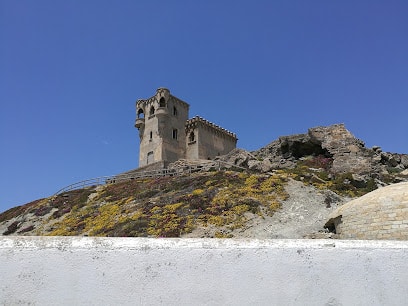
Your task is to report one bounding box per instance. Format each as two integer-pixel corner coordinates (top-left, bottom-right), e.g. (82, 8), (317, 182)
(135, 88), (189, 167)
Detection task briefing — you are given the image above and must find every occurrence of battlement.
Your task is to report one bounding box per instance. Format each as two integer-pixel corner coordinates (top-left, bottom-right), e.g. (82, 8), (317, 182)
(185, 116), (237, 140)
(136, 88), (189, 116)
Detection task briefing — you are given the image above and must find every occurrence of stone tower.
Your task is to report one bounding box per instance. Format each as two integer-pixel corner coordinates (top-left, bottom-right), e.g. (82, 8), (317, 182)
(135, 88), (189, 167)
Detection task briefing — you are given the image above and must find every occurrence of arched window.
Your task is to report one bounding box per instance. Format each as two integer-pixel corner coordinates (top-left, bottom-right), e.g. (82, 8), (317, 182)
(189, 131), (195, 142)
(173, 106), (178, 116)
(147, 151), (154, 164)
(137, 108), (144, 118)
(159, 97), (166, 108)
(150, 106), (155, 116)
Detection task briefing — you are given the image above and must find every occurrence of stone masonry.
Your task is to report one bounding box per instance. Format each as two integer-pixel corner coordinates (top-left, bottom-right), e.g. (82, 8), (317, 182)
(185, 116), (237, 160)
(325, 182), (408, 240)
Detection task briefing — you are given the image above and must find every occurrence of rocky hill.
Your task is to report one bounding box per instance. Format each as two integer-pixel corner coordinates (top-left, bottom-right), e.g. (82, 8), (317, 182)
(218, 124), (408, 183)
(1, 124), (407, 238)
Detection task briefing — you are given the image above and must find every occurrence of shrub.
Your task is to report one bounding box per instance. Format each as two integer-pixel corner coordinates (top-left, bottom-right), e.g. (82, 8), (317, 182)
(214, 231), (233, 238)
(44, 171), (290, 237)
(3, 221), (20, 235)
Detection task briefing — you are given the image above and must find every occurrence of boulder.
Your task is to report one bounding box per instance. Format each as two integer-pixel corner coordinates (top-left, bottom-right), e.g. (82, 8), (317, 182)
(248, 158), (274, 172)
(400, 155), (408, 168)
(215, 148), (256, 168)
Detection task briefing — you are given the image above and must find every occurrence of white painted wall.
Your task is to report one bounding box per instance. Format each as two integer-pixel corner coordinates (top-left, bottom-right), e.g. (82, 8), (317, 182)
(1, 237), (408, 305)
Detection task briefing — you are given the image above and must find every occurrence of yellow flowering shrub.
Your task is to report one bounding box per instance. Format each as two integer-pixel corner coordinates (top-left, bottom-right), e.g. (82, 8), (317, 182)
(192, 189), (204, 196)
(147, 203), (194, 237)
(44, 170), (290, 238)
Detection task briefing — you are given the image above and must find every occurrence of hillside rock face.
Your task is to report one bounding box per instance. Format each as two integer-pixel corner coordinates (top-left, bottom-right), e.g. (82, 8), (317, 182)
(218, 124), (408, 185)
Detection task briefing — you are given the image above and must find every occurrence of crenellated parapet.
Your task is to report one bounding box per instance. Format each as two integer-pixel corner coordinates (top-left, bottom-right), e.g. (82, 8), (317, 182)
(185, 116), (237, 141)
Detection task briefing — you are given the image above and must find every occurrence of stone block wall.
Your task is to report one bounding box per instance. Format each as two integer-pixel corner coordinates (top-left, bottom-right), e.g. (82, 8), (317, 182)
(185, 116), (237, 160)
(326, 182), (408, 239)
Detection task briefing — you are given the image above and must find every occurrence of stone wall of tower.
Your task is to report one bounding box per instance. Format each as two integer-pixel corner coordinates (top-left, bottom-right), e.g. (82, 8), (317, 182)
(185, 116), (237, 160)
(135, 88), (189, 167)
(159, 94), (189, 164)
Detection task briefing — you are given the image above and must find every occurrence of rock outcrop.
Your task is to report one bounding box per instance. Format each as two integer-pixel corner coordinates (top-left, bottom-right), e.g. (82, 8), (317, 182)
(217, 124), (408, 186)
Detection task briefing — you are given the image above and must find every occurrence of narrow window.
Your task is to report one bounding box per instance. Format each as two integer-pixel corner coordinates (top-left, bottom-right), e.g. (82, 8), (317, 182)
(189, 131), (195, 142)
(150, 131), (153, 140)
(173, 106), (178, 116)
(159, 97), (166, 107)
(150, 106), (155, 116)
(172, 129), (178, 140)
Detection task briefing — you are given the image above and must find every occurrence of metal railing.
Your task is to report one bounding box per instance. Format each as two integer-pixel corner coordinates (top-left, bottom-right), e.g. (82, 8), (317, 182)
(53, 160), (246, 196)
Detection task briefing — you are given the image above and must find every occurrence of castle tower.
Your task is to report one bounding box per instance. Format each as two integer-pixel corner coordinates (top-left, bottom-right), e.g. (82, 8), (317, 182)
(135, 88), (189, 167)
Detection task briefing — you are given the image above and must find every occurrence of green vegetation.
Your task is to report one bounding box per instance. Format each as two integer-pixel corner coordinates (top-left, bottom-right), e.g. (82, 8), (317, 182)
(0, 199), (45, 223)
(285, 155), (377, 197)
(42, 171), (288, 237)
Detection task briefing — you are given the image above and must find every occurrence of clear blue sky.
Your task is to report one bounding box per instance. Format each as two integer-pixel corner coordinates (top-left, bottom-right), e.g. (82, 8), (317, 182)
(1, 0), (407, 212)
